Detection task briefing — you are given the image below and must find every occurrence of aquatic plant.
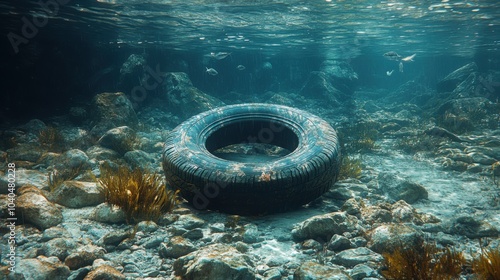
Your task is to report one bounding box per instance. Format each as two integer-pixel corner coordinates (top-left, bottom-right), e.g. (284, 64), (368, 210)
(98, 164), (179, 223)
(39, 126), (65, 151)
(382, 240), (465, 280)
(472, 245), (500, 280)
(338, 155), (362, 180)
(337, 121), (380, 154)
(395, 135), (445, 154)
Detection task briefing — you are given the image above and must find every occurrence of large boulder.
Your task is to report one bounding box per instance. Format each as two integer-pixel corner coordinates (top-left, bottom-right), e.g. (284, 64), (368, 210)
(367, 224), (424, 254)
(291, 212), (360, 242)
(162, 72), (225, 120)
(299, 71), (351, 107)
(376, 172), (428, 204)
(17, 186), (63, 230)
(173, 244), (255, 280)
(49, 181), (104, 208)
(90, 92), (138, 137)
(97, 126), (136, 155)
(8, 256), (70, 280)
(437, 62), (477, 92)
(320, 60), (359, 95)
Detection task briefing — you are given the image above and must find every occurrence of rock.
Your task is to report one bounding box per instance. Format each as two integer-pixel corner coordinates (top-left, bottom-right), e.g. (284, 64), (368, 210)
(175, 214), (205, 230)
(450, 216), (499, 238)
(437, 62), (478, 92)
(162, 72), (225, 120)
(173, 244), (255, 280)
(435, 97), (492, 123)
(299, 71), (350, 106)
(11, 256), (70, 280)
(159, 236), (196, 258)
(86, 146), (120, 161)
(64, 245), (106, 270)
(390, 200), (420, 224)
(361, 206), (393, 224)
(293, 261), (351, 280)
(424, 126), (466, 142)
(263, 268), (282, 280)
(19, 118), (47, 134)
(50, 181), (104, 208)
(52, 149), (91, 179)
(342, 198), (362, 216)
(6, 143), (44, 162)
(183, 228), (204, 240)
(320, 60), (359, 95)
(40, 237), (77, 261)
(40, 226), (70, 242)
(68, 267), (92, 280)
(242, 223), (260, 244)
(69, 106), (88, 125)
(376, 172), (428, 203)
(91, 203), (127, 224)
(100, 229), (133, 246)
(136, 220), (159, 233)
(90, 92), (138, 137)
(124, 149), (156, 170)
(292, 212), (360, 242)
(332, 247), (384, 268)
(120, 54), (146, 75)
(328, 234), (352, 251)
(349, 264), (378, 280)
(98, 126), (136, 155)
(17, 187), (63, 230)
(0, 169), (46, 192)
(85, 264), (126, 280)
(301, 239), (323, 251)
(367, 224), (424, 254)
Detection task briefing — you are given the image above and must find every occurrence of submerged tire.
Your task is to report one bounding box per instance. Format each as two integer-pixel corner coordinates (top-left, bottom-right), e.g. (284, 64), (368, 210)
(162, 103), (341, 215)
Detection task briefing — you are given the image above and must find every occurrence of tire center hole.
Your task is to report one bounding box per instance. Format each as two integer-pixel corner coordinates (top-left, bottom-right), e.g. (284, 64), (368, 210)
(205, 119), (299, 163)
(212, 143), (291, 163)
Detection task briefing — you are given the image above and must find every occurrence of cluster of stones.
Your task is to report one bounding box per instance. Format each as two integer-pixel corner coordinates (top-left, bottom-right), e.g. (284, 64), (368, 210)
(1, 59), (499, 279)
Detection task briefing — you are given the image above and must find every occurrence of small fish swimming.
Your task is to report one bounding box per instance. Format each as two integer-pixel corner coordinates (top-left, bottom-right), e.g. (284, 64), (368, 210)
(399, 62), (404, 73)
(383, 51), (402, 61)
(386, 70), (394, 76)
(401, 53), (416, 62)
(206, 67), (218, 76)
(210, 52), (231, 60)
(236, 65), (246, 70)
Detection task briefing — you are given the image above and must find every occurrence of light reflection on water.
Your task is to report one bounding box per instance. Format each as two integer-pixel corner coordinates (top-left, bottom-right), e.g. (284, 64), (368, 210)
(1, 0), (499, 58)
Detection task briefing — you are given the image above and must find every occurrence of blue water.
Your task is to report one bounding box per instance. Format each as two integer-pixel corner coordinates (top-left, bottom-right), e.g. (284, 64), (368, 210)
(1, 0), (499, 119)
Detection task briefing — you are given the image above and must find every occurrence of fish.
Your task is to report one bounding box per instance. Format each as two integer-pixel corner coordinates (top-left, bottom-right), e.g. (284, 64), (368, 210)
(236, 65), (246, 70)
(210, 52), (231, 60)
(386, 70), (394, 76)
(399, 62), (404, 73)
(401, 53), (416, 62)
(206, 67), (218, 76)
(383, 51), (402, 61)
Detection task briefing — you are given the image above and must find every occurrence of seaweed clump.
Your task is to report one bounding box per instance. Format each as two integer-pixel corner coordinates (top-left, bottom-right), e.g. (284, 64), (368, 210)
(338, 121), (380, 154)
(472, 245), (500, 280)
(39, 126), (65, 151)
(338, 155), (362, 180)
(98, 164), (179, 223)
(382, 240), (465, 280)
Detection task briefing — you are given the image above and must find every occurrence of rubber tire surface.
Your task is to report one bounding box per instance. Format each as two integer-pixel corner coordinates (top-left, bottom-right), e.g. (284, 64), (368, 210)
(162, 103), (341, 215)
